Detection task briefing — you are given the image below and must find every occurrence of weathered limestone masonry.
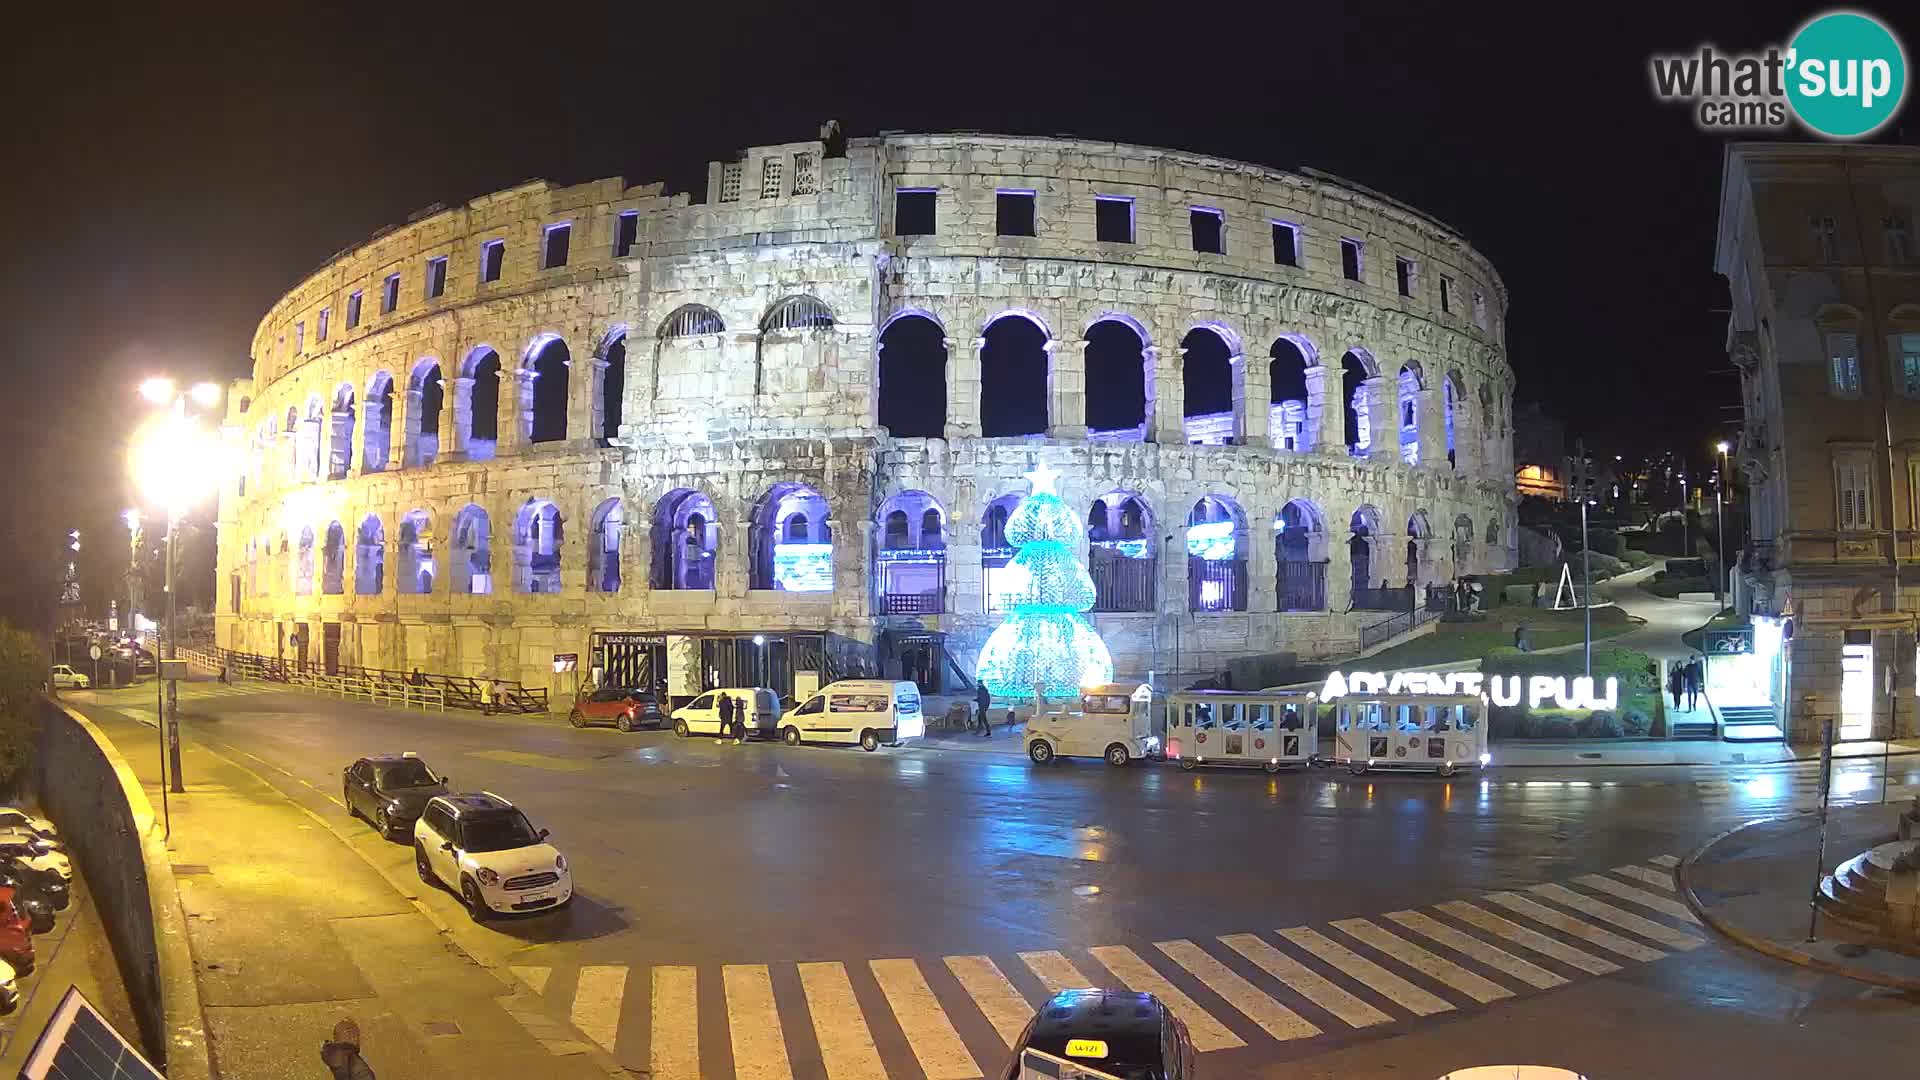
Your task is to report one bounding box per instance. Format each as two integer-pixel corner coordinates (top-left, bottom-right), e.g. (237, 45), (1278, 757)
(215, 131), (1517, 704)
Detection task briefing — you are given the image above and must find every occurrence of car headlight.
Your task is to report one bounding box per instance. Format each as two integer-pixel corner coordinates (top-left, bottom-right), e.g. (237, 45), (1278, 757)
(555, 854), (567, 870)
(476, 868), (499, 887)
(1479, 752), (1492, 765)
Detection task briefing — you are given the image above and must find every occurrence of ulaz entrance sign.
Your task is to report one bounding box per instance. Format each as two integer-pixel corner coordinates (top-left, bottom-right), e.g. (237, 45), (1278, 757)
(1320, 670), (1620, 711)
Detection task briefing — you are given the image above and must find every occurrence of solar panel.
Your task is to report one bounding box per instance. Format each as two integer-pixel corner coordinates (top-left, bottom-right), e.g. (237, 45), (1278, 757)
(16, 986), (164, 1080)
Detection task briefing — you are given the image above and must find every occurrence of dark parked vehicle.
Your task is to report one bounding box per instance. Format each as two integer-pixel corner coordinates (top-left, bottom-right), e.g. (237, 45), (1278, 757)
(0, 859), (67, 914)
(0, 889), (35, 974)
(568, 687), (665, 732)
(343, 754), (450, 841)
(1001, 990), (1196, 1080)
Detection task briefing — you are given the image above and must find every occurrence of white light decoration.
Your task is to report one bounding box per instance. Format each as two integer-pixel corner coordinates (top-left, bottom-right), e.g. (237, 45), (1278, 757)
(975, 464), (1114, 702)
(1185, 519), (1236, 560)
(772, 542), (834, 592)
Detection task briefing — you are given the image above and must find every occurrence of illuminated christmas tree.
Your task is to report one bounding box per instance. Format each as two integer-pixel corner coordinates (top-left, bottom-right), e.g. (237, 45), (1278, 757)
(975, 463), (1115, 703)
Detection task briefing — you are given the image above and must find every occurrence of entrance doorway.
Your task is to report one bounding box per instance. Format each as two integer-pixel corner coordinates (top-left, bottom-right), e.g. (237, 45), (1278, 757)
(593, 632), (668, 699)
(323, 623), (341, 675)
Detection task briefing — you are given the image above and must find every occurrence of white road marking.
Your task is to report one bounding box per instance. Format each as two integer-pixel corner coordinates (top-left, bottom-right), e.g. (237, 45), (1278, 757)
(945, 955), (1036, 1049)
(1089, 945), (1245, 1051)
(724, 964), (795, 1080)
(1484, 893), (1666, 962)
(651, 966), (700, 1080)
(1434, 901), (1620, 975)
(1278, 927), (1452, 1017)
(1614, 864), (1678, 890)
(511, 965), (551, 994)
(869, 958), (981, 1080)
(1383, 911), (1566, 989)
(1648, 854), (1680, 867)
(1331, 918), (1512, 1004)
(1217, 933), (1393, 1029)
(571, 965), (627, 1055)
(1528, 884), (1705, 950)
(1018, 950), (1091, 993)
(798, 962), (887, 1080)
(1577, 874), (1700, 922)
(1154, 939), (1319, 1041)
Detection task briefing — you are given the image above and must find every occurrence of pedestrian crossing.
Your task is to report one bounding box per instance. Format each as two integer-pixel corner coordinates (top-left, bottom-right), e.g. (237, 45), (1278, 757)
(511, 857), (1703, 1077)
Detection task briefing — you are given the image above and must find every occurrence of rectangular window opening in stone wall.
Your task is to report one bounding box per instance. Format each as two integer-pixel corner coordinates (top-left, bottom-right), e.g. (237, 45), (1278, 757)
(317, 306), (330, 342)
(1340, 238), (1363, 282)
(895, 189), (936, 236)
(1272, 221), (1299, 266)
(1439, 275), (1452, 313)
(425, 255), (448, 299)
(1826, 330), (1861, 397)
(1835, 452), (1874, 531)
(381, 273), (400, 315)
(1395, 256), (1416, 297)
(760, 158), (783, 199)
(1472, 291), (1487, 328)
(1900, 333), (1920, 397)
(347, 289), (363, 329)
(614, 211), (638, 258)
(792, 153), (816, 195)
(294, 320), (305, 355)
(1190, 207), (1223, 254)
(720, 162), (743, 203)
(997, 190), (1035, 237)
(543, 223), (571, 269)
(480, 238), (504, 283)
(1888, 213), (1913, 262)
(1096, 196), (1134, 244)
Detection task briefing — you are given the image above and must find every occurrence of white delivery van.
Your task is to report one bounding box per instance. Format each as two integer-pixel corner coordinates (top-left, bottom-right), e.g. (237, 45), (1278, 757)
(779, 680), (924, 751)
(670, 687), (783, 739)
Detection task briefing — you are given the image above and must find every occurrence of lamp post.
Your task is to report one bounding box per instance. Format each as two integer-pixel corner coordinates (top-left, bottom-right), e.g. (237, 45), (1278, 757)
(1714, 441), (1731, 608)
(1577, 438), (1592, 680)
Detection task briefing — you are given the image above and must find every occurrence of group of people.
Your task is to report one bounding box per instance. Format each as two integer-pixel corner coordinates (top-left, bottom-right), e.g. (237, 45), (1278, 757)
(714, 692), (754, 742)
(1668, 655), (1708, 711)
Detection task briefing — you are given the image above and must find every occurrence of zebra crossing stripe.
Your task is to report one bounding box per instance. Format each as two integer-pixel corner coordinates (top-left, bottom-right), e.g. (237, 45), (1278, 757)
(651, 966), (700, 1080)
(1648, 854), (1680, 867)
(1088, 946), (1246, 1051)
(869, 958), (982, 1080)
(1330, 918), (1512, 1004)
(1153, 939), (1320, 1042)
(1484, 893), (1666, 962)
(1613, 864), (1678, 890)
(1019, 950), (1092, 994)
(1217, 933), (1393, 1029)
(1527, 884), (1705, 950)
(571, 965), (627, 1054)
(1278, 927), (1452, 1017)
(723, 964), (795, 1080)
(1383, 910), (1567, 990)
(511, 965), (551, 994)
(945, 955), (1038, 1049)
(1577, 874), (1700, 922)
(798, 962), (888, 1080)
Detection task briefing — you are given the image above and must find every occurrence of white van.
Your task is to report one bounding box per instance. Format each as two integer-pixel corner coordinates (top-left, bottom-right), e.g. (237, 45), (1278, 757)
(779, 680), (924, 751)
(671, 688), (782, 739)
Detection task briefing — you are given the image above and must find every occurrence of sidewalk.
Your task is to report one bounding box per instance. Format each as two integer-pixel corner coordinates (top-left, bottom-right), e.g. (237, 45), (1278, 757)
(0, 873), (140, 1072)
(66, 701), (619, 1080)
(1681, 803), (1920, 989)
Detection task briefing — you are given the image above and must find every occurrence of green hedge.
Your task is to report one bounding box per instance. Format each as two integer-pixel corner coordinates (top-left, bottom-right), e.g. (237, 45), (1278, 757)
(1480, 645), (1662, 740)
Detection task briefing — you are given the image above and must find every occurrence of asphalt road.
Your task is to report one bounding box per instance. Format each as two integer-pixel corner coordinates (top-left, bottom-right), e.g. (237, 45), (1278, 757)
(83, 684), (1920, 1078)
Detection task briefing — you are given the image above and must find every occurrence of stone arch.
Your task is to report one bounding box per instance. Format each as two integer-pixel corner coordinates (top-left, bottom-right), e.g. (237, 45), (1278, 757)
(761, 295), (835, 332)
(355, 514), (384, 595)
(1443, 370), (1465, 469)
(406, 358), (443, 468)
(659, 304), (725, 338)
(981, 491), (1026, 612)
(321, 521), (345, 594)
(1084, 315), (1150, 441)
(1406, 509), (1434, 587)
(398, 509), (434, 594)
(652, 305), (728, 413)
(588, 497), (624, 593)
(524, 333), (570, 444)
(651, 488), (720, 590)
(449, 504), (492, 595)
(513, 498), (564, 593)
(1452, 513), (1475, 576)
(756, 296), (836, 399)
(1181, 324), (1238, 445)
(750, 482), (832, 591)
(979, 311), (1050, 437)
(876, 490), (946, 614)
(300, 394), (324, 480)
(327, 383), (356, 480)
(1397, 363), (1424, 466)
(596, 326), (628, 443)
(1088, 490), (1155, 611)
(1187, 495), (1249, 612)
(1275, 498), (1330, 611)
(362, 371), (394, 473)
(876, 312), (947, 437)
(294, 525), (314, 595)
(1268, 335), (1316, 451)
(1348, 504), (1383, 597)
(1342, 349), (1376, 455)
(460, 346), (502, 461)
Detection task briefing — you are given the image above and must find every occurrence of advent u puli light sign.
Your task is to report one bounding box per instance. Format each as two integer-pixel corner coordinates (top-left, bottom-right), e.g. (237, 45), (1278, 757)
(1320, 670), (1620, 711)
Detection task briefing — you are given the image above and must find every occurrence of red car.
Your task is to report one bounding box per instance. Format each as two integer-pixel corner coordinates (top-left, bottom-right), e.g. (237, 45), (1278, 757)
(0, 888), (36, 975)
(567, 687), (664, 732)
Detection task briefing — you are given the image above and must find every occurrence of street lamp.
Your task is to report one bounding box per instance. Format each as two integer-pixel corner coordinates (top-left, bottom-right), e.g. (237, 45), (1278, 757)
(1714, 441), (1731, 609)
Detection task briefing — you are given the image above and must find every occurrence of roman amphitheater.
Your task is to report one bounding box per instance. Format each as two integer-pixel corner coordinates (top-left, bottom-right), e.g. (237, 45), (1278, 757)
(213, 128), (1516, 706)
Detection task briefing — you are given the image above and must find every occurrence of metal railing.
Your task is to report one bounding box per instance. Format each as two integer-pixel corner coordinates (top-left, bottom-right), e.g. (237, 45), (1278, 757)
(193, 648), (553, 714)
(1091, 555), (1156, 613)
(1357, 605), (1444, 650)
(1276, 561), (1328, 612)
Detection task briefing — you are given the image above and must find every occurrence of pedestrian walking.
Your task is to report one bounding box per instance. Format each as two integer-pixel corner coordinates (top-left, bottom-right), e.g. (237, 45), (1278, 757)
(1686, 656), (1704, 710)
(320, 1017), (376, 1080)
(1667, 662), (1684, 709)
(1529, 581), (1542, 609)
(479, 677), (494, 715)
(730, 694), (748, 743)
(974, 681), (992, 734)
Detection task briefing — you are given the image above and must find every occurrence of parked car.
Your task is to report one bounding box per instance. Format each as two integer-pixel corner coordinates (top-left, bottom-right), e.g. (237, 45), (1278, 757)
(0, 859), (68, 914)
(48, 665), (90, 690)
(413, 793), (571, 922)
(0, 833), (69, 883)
(343, 753), (451, 841)
(0, 874), (53, 934)
(0, 889), (36, 975)
(1000, 990), (1195, 1080)
(0, 808), (59, 844)
(670, 687), (782, 740)
(0, 959), (18, 1015)
(568, 687), (665, 732)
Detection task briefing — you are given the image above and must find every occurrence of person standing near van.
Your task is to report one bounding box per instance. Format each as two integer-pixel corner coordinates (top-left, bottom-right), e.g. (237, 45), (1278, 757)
(974, 681), (992, 734)
(730, 693), (748, 743)
(716, 693), (735, 743)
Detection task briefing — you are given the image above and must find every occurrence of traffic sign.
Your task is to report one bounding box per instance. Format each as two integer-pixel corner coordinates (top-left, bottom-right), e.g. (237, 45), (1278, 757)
(88, 645), (102, 661)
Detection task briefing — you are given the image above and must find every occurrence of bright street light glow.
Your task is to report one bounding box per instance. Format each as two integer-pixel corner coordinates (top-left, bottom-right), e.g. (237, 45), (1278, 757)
(1715, 440), (1730, 454)
(190, 382), (222, 408)
(122, 508), (141, 531)
(138, 377), (177, 404)
(128, 410), (224, 514)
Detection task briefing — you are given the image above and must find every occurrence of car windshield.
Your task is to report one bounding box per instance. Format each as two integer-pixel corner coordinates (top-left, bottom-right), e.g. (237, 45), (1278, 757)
(375, 760), (438, 788)
(461, 811), (540, 853)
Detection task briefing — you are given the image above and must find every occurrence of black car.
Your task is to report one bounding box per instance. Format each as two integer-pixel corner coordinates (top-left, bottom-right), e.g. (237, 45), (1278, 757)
(343, 754), (450, 841)
(0, 860), (67, 914)
(1001, 990), (1196, 1080)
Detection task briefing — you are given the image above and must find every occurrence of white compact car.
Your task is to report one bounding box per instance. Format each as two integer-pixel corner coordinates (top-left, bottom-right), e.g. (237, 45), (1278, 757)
(670, 687), (782, 739)
(0, 809), (58, 844)
(0, 832), (69, 882)
(413, 792), (571, 922)
(48, 665), (89, 690)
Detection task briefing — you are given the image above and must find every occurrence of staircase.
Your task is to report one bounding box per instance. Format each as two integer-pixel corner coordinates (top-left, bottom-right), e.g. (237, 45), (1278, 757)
(1669, 712), (1718, 740)
(1817, 842), (1908, 934)
(1718, 703), (1784, 742)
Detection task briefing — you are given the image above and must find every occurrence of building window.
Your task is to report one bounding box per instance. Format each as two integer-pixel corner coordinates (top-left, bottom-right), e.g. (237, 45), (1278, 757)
(1096, 196), (1134, 243)
(1339, 238), (1363, 282)
(1902, 333), (1920, 397)
(1439, 276), (1452, 313)
(381, 274), (400, 315)
(1395, 257), (1416, 297)
(1888, 214), (1913, 263)
(1271, 222), (1299, 266)
(425, 256), (448, 299)
(996, 190), (1035, 237)
(1472, 291), (1488, 329)
(895, 189), (936, 236)
(759, 158), (784, 199)
(791, 153), (817, 196)
(1827, 331), (1862, 397)
(317, 307), (330, 343)
(294, 321), (305, 355)
(346, 290), (363, 329)
(1837, 455), (1874, 531)
(719, 162), (743, 203)
(1190, 207), (1224, 254)
(1811, 214), (1839, 262)
(480, 239), (504, 283)
(614, 211), (639, 258)
(542, 223), (571, 269)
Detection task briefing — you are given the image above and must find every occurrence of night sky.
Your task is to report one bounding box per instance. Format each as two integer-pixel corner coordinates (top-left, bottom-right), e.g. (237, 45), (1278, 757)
(6, 2), (1915, 628)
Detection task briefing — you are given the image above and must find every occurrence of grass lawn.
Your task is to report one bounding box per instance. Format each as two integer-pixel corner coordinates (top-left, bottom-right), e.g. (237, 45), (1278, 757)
(1350, 605), (1642, 670)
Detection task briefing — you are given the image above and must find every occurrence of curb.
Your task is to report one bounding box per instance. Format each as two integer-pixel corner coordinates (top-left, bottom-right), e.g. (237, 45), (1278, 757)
(1676, 812), (1920, 993)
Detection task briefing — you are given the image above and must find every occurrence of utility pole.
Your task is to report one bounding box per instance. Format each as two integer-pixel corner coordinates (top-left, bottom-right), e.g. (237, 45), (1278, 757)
(1713, 442), (1729, 608)
(165, 511), (182, 794)
(1578, 439), (1592, 680)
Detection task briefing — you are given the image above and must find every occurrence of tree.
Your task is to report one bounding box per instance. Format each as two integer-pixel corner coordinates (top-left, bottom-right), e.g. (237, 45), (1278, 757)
(0, 622), (44, 789)
(975, 464), (1114, 702)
